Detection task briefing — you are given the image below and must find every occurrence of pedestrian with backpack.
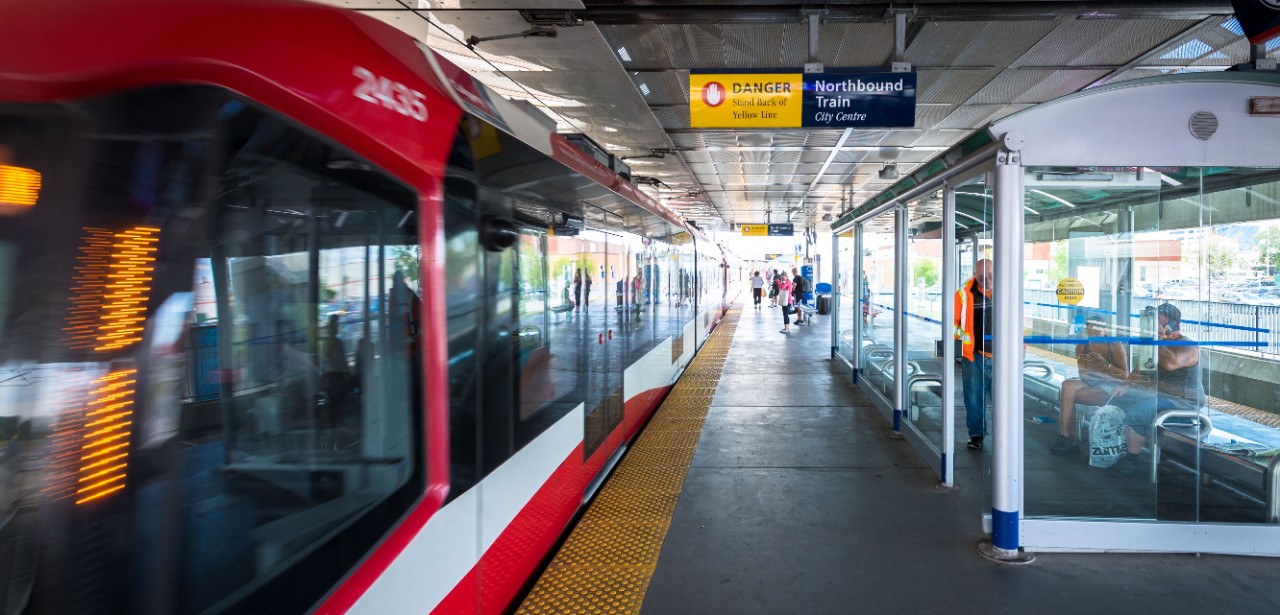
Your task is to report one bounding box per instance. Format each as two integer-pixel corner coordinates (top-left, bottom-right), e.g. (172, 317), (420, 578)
(791, 267), (807, 325)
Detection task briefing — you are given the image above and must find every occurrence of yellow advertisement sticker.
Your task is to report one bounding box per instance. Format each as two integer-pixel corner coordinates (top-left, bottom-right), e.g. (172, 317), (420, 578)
(690, 73), (803, 128)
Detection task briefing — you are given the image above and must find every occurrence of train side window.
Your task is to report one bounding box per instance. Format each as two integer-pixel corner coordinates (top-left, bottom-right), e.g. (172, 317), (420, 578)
(0, 88), (424, 615)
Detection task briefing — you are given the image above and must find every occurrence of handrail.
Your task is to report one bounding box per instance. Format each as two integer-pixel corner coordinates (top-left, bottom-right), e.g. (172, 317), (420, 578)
(1152, 408), (1215, 483)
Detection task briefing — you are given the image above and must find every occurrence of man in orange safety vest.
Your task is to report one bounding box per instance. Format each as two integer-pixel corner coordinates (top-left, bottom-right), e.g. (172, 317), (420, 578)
(955, 259), (992, 451)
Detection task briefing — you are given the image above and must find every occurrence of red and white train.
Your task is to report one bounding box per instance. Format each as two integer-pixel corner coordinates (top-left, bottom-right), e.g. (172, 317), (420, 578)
(0, 1), (738, 612)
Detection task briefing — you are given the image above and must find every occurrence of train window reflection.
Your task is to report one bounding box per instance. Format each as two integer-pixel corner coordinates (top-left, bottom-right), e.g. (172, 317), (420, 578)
(0, 90), (423, 614)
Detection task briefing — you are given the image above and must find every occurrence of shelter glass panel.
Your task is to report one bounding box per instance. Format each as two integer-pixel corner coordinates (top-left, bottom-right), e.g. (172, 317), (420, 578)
(1022, 165), (1280, 525)
(860, 213), (896, 400)
(837, 230), (856, 364)
(903, 193), (946, 450)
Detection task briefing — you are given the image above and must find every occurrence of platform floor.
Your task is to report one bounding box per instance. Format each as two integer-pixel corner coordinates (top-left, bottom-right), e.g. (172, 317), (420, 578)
(524, 302), (1280, 614)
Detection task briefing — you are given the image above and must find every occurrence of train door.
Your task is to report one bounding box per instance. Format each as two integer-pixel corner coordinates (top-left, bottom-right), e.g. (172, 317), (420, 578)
(583, 226), (622, 460)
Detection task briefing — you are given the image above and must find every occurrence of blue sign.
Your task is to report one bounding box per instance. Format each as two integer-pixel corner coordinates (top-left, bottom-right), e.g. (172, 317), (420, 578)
(801, 72), (917, 128)
(768, 223), (794, 236)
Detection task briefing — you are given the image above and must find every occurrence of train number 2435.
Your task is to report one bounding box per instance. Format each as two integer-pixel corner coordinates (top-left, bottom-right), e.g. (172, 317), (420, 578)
(353, 66), (428, 122)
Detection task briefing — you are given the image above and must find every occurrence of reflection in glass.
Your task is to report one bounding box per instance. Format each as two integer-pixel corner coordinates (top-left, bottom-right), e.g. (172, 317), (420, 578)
(1021, 166), (1280, 525)
(860, 213), (897, 400)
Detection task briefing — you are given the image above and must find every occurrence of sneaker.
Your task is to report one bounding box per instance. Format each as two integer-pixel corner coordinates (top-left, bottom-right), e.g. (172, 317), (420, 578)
(1049, 435), (1079, 456)
(779, 328), (789, 333)
(966, 436), (983, 450)
(1112, 453), (1145, 477)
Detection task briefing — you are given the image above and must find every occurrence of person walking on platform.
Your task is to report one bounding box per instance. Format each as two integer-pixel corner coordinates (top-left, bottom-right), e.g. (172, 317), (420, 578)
(583, 271), (592, 311)
(955, 259), (993, 450)
(769, 269), (781, 307)
(573, 269), (583, 312)
(778, 275), (793, 333)
(751, 270), (765, 309)
(791, 267), (807, 325)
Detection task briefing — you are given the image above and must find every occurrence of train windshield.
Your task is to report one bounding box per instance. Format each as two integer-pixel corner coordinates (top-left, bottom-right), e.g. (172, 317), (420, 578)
(0, 87), (423, 614)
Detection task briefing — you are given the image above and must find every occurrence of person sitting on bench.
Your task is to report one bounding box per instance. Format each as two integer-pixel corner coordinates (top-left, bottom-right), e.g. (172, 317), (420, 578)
(1051, 317), (1129, 456)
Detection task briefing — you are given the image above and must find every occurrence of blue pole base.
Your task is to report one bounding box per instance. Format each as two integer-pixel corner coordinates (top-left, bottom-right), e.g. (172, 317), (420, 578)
(977, 540), (1036, 564)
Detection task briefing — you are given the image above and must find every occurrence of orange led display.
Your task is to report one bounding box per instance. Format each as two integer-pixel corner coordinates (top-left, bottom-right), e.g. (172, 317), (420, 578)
(94, 226), (160, 352)
(75, 368), (136, 505)
(63, 228), (114, 350)
(0, 164), (41, 208)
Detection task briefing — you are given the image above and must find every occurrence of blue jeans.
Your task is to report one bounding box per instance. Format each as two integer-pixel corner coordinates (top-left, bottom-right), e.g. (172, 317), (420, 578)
(961, 355), (991, 439)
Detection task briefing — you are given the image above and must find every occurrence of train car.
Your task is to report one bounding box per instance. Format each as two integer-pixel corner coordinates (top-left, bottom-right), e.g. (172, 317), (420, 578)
(0, 0), (733, 612)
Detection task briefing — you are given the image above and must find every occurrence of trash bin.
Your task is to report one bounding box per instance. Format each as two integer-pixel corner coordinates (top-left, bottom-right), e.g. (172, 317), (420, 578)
(814, 283), (832, 315)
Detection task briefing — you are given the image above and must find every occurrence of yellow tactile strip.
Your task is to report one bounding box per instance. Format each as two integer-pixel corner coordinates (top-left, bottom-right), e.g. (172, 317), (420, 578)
(516, 309), (740, 615)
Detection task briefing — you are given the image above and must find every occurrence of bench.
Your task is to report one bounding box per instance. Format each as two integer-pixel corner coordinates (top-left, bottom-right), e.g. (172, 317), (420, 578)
(794, 303), (817, 322)
(551, 304), (574, 322)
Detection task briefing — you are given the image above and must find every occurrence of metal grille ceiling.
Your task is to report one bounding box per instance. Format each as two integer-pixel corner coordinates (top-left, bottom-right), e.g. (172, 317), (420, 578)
(313, 1), (1272, 233)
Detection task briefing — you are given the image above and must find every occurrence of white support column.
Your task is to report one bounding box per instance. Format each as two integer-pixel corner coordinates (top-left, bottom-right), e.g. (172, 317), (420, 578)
(941, 184), (957, 487)
(853, 223), (864, 383)
(893, 204), (908, 434)
(984, 133), (1032, 561)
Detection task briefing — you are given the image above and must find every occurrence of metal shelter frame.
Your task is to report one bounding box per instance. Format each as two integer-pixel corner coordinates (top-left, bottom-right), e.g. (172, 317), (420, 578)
(832, 72), (1280, 557)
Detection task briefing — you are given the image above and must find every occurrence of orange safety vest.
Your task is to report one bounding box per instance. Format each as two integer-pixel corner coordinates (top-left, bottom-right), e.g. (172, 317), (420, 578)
(954, 278), (992, 361)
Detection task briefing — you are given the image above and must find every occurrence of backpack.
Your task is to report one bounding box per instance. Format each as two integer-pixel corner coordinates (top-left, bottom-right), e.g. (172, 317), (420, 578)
(799, 277), (811, 294)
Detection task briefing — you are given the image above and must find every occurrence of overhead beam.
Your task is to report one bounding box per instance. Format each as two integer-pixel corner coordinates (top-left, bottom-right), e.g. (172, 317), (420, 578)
(516, 2), (1232, 26)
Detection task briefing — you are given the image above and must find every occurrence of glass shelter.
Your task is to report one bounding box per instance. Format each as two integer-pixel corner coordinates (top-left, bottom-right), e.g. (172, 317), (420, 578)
(830, 73), (1280, 556)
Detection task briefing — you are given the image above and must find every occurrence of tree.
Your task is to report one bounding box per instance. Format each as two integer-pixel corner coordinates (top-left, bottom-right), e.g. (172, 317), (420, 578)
(1255, 227), (1280, 275)
(1183, 235), (1237, 275)
(912, 259), (939, 287)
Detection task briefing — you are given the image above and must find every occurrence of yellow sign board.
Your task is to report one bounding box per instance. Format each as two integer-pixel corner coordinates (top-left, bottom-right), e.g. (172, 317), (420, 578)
(740, 224), (769, 237)
(690, 73), (803, 128)
(1056, 278), (1084, 305)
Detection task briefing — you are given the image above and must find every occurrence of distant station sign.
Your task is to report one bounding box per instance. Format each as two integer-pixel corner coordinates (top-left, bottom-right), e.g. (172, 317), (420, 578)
(740, 224), (795, 237)
(690, 70), (916, 129)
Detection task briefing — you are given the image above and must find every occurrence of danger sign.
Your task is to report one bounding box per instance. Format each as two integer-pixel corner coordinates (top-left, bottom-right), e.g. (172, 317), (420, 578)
(1056, 278), (1084, 305)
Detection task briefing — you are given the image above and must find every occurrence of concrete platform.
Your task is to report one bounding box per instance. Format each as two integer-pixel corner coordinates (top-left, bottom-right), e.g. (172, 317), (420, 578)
(640, 304), (1280, 614)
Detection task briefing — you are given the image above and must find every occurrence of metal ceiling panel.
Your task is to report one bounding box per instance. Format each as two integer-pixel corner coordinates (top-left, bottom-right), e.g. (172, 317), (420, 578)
(679, 150), (712, 164)
(600, 25), (673, 69)
(878, 130), (926, 147)
(701, 132), (739, 148)
(918, 68), (1002, 104)
(832, 23), (896, 67)
(770, 131), (812, 148)
(1072, 19), (1204, 66)
(953, 20), (1061, 67)
(800, 151), (830, 164)
(778, 22), (810, 67)
(769, 150), (801, 164)
(842, 130), (890, 146)
(631, 70), (687, 106)
(904, 21), (990, 66)
(669, 132), (705, 149)
(804, 131), (845, 148)
(936, 104), (1008, 130)
(969, 69), (1052, 104)
(652, 105), (690, 130)
(1013, 69), (1111, 103)
(1015, 19), (1129, 67)
(709, 150), (739, 164)
(833, 150), (870, 164)
(722, 24), (784, 67)
(735, 132), (774, 148)
(660, 24), (726, 69)
(914, 103), (954, 130)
